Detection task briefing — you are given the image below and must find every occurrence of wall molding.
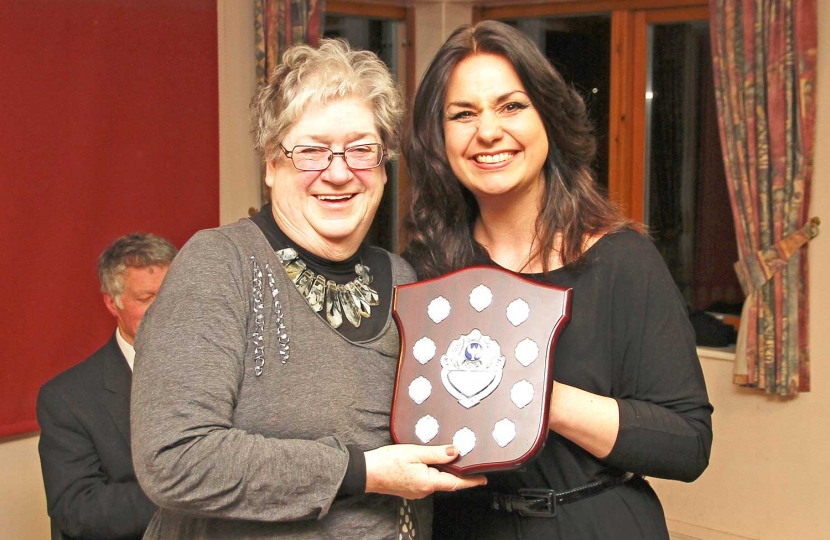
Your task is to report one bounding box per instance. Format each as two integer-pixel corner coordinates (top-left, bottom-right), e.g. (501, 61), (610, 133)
(668, 519), (756, 540)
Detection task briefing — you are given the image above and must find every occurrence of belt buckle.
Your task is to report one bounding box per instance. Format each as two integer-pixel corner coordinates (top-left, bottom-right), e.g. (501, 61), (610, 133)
(515, 488), (556, 518)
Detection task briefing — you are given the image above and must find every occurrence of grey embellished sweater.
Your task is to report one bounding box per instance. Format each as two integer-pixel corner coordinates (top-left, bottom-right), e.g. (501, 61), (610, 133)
(131, 219), (422, 539)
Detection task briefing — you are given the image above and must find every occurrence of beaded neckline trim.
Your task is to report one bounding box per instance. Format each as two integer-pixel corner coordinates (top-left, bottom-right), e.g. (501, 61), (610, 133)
(276, 247), (379, 329)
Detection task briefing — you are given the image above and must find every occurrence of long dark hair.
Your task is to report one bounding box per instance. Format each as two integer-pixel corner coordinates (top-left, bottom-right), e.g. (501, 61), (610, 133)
(403, 20), (632, 278)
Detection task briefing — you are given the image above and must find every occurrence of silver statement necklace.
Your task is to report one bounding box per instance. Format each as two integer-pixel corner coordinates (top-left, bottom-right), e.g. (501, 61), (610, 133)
(276, 247), (379, 329)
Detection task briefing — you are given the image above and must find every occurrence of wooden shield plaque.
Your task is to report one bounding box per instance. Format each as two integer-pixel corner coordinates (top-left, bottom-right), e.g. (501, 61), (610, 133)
(391, 266), (572, 476)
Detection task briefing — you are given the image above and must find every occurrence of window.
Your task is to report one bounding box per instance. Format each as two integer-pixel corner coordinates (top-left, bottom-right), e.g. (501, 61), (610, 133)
(482, 2), (744, 331)
(645, 20), (742, 313)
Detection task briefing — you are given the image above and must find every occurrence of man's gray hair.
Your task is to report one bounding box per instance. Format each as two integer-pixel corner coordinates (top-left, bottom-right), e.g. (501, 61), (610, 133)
(97, 233), (178, 303)
(250, 39), (404, 162)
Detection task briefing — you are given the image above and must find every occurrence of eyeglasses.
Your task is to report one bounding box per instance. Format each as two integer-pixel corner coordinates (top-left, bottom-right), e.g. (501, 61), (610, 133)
(279, 143), (387, 171)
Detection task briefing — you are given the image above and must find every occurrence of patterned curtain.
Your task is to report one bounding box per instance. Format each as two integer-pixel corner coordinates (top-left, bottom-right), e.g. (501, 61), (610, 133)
(254, 0), (326, 203)
(709, 0), (819, 395)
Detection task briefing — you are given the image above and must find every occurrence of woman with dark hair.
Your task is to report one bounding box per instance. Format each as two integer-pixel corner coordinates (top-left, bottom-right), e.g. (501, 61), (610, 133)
(403, 21), (713, 539)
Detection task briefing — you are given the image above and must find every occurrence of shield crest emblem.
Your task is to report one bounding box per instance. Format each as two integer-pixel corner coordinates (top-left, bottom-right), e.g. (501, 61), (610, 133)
(391, 265), (572, 476)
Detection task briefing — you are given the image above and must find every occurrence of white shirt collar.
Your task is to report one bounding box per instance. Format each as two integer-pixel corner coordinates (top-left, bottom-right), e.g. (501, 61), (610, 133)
(115, 328), (136, 371)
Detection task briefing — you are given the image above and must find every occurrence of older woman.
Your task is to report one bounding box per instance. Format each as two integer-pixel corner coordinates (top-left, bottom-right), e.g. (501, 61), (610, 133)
(403, 21), (712, 540)
(131, 40), (484, 540)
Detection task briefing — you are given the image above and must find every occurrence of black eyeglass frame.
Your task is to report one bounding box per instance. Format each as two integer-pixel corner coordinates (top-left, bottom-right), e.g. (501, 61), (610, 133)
(278, 143), (387, 171)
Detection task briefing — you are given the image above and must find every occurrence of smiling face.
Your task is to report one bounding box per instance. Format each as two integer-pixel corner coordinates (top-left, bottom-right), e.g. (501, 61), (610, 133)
(443, 53), (549, 207)
(266, 97), (387, 260)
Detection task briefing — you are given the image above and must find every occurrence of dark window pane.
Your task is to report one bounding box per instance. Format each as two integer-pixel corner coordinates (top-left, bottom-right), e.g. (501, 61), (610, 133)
(502, 16), (611, 188)
(645, 22), (742, 315)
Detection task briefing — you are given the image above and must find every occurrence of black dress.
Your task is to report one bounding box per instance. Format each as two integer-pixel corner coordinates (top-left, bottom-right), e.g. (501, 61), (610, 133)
(428, 229), (713, 540)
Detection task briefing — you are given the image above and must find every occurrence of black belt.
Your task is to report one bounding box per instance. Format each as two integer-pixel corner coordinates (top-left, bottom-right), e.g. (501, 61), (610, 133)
(491, 472), (636, 518)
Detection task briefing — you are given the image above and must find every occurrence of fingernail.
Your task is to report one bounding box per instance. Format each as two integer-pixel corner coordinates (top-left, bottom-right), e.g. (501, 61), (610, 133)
(446, 446), (458, 457)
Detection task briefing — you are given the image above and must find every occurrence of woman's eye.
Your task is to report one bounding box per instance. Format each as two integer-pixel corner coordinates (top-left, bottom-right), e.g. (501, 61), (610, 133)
(503, 102), (529, 113)
(348, 145), (371, 154)
(448, 110), (474, 121)
(297, 147), (327, 157)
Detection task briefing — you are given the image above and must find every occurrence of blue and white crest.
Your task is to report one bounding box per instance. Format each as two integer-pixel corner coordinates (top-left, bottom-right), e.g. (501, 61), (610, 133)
(440, 329), (505, 408)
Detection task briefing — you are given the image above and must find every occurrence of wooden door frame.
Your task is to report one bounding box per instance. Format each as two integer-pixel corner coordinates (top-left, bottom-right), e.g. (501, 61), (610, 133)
(478, 0), (706, 20)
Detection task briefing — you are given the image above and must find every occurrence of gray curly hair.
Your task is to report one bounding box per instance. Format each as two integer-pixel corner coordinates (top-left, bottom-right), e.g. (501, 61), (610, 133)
(250, 39), (404, 162)
(97, 233), (178, 307)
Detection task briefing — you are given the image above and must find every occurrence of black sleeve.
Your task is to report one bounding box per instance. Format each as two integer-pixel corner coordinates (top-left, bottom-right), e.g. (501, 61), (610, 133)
(603, 235), (713, 481)
(337, 446), (367, 496)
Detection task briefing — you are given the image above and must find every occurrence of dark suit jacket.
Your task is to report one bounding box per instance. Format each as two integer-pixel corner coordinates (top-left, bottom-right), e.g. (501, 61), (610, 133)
(37, 333), (157, 540)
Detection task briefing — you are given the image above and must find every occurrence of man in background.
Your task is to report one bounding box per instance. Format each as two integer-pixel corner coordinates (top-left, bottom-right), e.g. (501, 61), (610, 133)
(37, 233), (177, 540)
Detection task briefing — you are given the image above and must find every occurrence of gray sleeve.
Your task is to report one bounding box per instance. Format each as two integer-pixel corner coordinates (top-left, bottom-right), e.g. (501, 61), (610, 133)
(389, 252), (417, 286)
(131, 229), (349, 522)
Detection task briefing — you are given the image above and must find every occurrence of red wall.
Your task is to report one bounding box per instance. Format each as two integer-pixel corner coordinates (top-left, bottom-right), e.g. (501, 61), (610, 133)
(0, 0), (219, 436)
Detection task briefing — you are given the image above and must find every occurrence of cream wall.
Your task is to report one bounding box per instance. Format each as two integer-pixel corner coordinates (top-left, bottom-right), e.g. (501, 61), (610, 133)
(0, 433), (48, 537)
(414, 1), (473, 78)
(218, 0), (261, 225)
(2, 2), (828, 539)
